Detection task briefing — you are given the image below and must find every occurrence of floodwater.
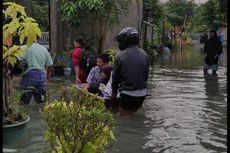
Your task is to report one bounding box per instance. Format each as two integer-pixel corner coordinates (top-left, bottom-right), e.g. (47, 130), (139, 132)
(3, 44), (227, 153)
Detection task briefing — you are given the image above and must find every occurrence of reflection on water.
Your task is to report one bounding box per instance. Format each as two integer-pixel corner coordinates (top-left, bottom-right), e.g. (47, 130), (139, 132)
(3, 45), (227, 153)
(200, 74), (227, 152)
(204, 74), (222, 99)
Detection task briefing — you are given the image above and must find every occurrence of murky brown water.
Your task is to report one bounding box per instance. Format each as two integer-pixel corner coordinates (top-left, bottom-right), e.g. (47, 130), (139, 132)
(3, 44), (227, 153)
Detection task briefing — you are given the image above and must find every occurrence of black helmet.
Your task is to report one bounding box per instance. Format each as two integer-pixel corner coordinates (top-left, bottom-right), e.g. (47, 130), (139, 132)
(116, 27), (139, 50)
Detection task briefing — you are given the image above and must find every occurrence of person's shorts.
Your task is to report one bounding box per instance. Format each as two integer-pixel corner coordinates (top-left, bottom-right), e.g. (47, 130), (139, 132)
(119, 93), (145, 112)
(104, 98), (120, 112)
(19, 69), (47, 104)
(203, 64), (218, 71)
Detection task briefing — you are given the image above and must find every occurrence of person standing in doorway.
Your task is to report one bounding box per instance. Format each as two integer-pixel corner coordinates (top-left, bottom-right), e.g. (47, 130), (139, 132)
(112, 27), (149, 116)
(19, 36), (53, 105)
(203, 29), (223, 75)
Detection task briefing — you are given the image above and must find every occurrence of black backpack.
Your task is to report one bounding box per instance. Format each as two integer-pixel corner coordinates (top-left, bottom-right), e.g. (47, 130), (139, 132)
(79, 48), (97, 74)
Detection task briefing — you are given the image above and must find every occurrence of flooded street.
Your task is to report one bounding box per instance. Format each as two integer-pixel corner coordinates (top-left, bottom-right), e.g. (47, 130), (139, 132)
(107, 44), (227, 153)
(3, 44), (227, 153)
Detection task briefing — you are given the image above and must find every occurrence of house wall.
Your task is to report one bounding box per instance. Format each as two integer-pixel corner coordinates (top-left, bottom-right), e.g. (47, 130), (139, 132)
(103, 0), (143, 51)
(61, 0), (143, 53)
(15, 0), (143, 55)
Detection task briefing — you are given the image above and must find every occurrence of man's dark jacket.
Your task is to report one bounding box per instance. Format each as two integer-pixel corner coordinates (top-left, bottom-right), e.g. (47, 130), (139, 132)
(204, 37), (223, 65)
(112, 45), (149, 93)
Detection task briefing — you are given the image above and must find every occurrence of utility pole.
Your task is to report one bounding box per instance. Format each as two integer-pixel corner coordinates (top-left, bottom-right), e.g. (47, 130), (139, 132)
(180, 0), (194, 51)
(180, 31), (183, 52)
(161, 15), (168, 50)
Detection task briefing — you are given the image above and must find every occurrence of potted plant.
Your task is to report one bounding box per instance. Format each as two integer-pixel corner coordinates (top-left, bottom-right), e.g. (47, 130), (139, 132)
(63, 50), (73, 76)
(52, 50), (73, 76)
(3, 2), (41, 129)
(42, 86), (115, 153)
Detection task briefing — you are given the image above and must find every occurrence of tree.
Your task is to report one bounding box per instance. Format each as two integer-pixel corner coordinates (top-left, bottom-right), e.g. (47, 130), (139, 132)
(163, 0), (189, 26)
(143, 0), (164, 49)
(143, 0), (164, 26)
(32, 1), (49, 31)
(186, 4), (207, 32)
(202, 0), (227, 30)
(187, 0), (227, 32)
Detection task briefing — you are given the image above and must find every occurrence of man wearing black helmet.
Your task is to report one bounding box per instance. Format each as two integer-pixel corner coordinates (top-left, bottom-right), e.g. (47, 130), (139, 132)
(112, 27), (149, 116)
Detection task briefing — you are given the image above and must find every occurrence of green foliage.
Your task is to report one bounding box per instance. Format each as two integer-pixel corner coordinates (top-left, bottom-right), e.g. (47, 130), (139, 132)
(3, 2), (41, 66)
(3, 2), (41, 116)
(32, 1), (49, 31)
(3, 90), (28, 125)
(163, 0), (189, 26)
(186, 5), (207, 32)
(143, 40), (159, 58)
(60, 0), (131, 24)
(9, 90), (27, 116)
(186, 37), (193, 46)
(202, 0), (226, 30)
(42, 86), (115, 153)
(148, 48), (158, 58)
(10, 90), (22, 107)
(105, 49), (116, 65)
(144, 0), (227, 34)
(182, 33), (193, 46)
(143, 0), (164, 25)
(187, 0), (227, 32)
(58, 0), (130, 51)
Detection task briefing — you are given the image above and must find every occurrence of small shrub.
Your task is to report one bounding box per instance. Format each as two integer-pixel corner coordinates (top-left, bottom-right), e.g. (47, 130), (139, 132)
(42, 85), (115, 153)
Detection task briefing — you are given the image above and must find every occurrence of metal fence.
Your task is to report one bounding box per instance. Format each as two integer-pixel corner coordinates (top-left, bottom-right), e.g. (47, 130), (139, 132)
(38, 32), (49, 49)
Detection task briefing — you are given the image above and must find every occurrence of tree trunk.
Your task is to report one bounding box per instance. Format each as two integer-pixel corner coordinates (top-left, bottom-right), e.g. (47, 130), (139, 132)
(180, 32), (183, 51)
(3, 76), (8, 114)
(50, 0), (58, 57)
(151, 27), (154, 47)
(171, 29), (173, 49)
(65, 23), (72, 52)
(142, 9), (148, 51)
(173, 27), (177, 47)
(161, 22), (165, 50)
(98, 37), (103, 53)
(96, 17), (109, 53)
(3, 70), (11, 115)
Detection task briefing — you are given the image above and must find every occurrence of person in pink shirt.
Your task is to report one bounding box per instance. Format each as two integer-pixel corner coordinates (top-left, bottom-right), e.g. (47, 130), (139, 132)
(72, 37), (87, 84)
